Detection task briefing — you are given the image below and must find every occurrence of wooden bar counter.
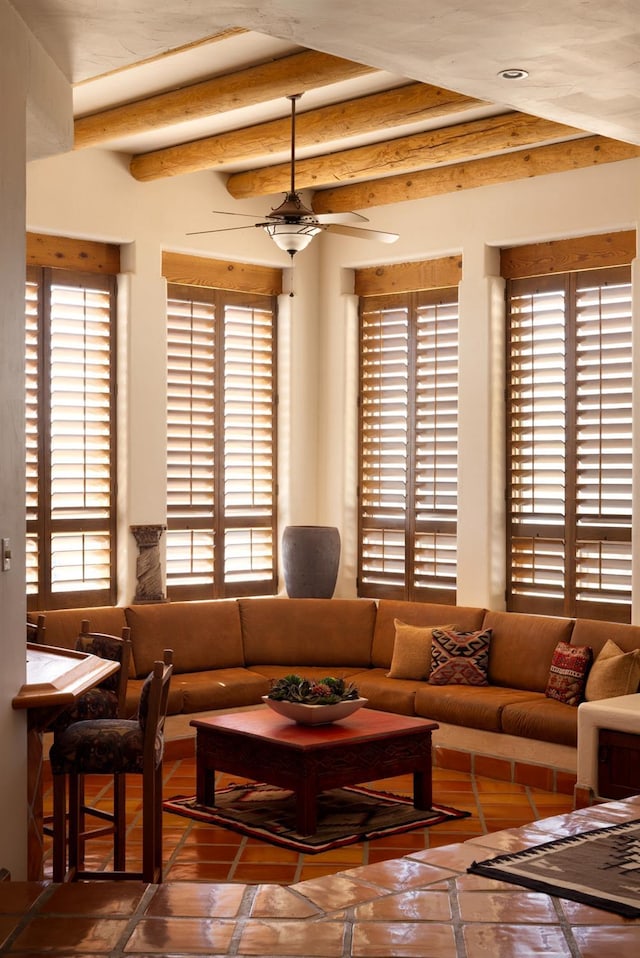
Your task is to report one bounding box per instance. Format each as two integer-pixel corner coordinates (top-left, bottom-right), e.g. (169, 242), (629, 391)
(12, 643), (119, 879)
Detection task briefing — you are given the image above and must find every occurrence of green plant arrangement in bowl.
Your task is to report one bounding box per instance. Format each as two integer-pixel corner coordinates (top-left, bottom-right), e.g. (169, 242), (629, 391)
(262, 673), (367, 725)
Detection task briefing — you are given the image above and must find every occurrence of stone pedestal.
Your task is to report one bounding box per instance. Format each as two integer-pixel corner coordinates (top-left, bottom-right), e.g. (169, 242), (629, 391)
(131, 524), (167, 603)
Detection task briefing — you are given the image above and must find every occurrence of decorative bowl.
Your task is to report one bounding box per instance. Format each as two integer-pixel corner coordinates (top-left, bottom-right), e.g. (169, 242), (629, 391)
(261, 696), (368, 725)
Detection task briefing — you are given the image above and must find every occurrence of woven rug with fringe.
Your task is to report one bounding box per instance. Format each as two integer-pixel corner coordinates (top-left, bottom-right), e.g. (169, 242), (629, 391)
(164, 782), (468, 854)
(469, 818), (640, 918)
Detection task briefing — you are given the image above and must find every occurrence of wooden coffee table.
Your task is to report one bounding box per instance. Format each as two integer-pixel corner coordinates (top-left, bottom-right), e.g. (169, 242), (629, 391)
(190, 707), (438, 835)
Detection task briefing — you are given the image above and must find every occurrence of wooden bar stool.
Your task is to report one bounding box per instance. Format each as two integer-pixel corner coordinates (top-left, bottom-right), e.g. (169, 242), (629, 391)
(50, 650), (173, 883)
(52, 620), (132, 729)
(44, 621), (132, 854)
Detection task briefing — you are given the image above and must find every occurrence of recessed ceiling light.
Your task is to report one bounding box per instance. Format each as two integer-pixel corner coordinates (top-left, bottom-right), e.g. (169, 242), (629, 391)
(498, 68), (529, 80)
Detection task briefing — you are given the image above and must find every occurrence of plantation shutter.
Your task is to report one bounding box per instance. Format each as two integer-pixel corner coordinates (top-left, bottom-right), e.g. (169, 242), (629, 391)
(357, 265), (460, 603)
(166, 286), (217, 591)
(164, 259), (278, 600)
(26, 263), (117, 608)
(25, 270), (41, 597)
(359, 296), (409, 593)
(574, 268), (633, 615)
(506, 255), (633, 622)
(223, 295), (276, 587)
(413, 291), (458, 596)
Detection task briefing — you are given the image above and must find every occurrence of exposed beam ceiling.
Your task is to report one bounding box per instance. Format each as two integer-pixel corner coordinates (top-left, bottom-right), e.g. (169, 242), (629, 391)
(313, 136), (640, 213)
(74, 49), (376, 149)
(129, 83), (486, 182)
(226, 113), (584, 198)
(12, 5), (640, 220)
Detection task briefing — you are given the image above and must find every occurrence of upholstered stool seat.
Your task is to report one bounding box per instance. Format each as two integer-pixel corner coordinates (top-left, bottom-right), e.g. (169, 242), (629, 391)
(51, 652), (173, 883)
(50, 719), (151, 775)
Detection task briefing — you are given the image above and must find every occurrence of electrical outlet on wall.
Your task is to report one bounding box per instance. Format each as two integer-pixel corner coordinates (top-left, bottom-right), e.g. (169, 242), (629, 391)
(1, 538), (11, 572)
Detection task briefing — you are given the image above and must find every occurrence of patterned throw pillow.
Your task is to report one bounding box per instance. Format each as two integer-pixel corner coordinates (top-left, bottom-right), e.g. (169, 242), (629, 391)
(428, 628), (492, 686)
(387, 620), (454, 680)
(545, 641), (593, 706)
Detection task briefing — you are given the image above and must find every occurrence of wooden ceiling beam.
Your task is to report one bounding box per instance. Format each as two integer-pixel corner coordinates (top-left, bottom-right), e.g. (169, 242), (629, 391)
(74, 50), (376, 149)
(226, 113), (582, 198)
(130, 83), (485, 182)
(311, 136), (640, 213)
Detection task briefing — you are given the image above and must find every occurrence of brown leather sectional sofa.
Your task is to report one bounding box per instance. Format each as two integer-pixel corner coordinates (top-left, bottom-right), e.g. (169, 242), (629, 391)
(29, 597), (640, 750)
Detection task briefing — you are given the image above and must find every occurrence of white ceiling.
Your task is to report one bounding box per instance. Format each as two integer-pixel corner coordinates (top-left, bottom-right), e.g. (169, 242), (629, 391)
(11, 0), (640, 146)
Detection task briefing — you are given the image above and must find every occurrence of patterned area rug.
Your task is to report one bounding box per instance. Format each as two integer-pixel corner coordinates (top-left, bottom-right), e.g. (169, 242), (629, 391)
(164, 782), (469, 854)
(469, 818), (640, 918)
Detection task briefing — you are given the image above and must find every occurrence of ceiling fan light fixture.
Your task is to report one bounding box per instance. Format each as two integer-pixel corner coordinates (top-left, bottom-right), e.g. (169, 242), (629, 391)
(264, 221), (322, 256)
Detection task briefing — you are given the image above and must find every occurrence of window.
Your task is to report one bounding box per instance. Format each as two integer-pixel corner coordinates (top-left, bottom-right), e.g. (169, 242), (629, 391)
(504, 232), (635, 622)
(164, 253), (279, 599)
(26, 238), (118, 610)
(356, 257), (461, 603)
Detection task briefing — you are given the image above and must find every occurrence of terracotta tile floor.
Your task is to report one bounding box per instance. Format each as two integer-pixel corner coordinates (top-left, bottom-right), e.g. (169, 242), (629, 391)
(1, 757), (639, 956)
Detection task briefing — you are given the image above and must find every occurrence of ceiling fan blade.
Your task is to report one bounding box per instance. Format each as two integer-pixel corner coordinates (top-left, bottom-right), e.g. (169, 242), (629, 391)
(324, 224), (399, 244)
(210, 209), (264, 219)
(186, 224), (261, 236)
(314, 211), (369, 225)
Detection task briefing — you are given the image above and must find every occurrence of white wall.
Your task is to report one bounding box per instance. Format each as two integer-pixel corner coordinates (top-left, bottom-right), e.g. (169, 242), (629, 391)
(26, 142), (640, 609)
(0, 0), (72, 880)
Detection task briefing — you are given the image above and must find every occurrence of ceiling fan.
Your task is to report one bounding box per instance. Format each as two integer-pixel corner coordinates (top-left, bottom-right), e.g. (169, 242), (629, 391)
(187, 93), (399, 258)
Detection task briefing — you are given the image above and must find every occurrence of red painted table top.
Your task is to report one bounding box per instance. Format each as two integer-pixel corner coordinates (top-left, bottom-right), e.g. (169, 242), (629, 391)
(191, 706), (437, 750)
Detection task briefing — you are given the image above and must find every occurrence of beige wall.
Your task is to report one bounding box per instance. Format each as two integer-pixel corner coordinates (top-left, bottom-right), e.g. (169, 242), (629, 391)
(26, 147), (640, 607)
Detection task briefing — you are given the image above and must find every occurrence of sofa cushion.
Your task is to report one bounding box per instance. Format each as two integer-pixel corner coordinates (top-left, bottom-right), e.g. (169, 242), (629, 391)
(177, 668), (270, 712)
(429, 628), (491, 686)
(545, 641), (592, 706)
(387, 620), (453, 680)
(501, 695), (578, 746)
(29, 607), (128, 652)
(239, 598), (376, 668)
(483, 610), (575, 693)
(585, 639), (640, 701)
(371, 600), (486, 670)
(125, 600), (244, 677)
(571, 618), (640, 659)
(249, 664), (364, 684)
(415, 685), (541, 732)
(125, 677), (184, 718)
(348, 669), (420, 716)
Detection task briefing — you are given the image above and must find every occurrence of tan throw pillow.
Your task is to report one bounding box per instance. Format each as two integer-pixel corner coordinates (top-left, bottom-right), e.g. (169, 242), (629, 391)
(387, 620), (453, 680)
(585, 639), (640, 701)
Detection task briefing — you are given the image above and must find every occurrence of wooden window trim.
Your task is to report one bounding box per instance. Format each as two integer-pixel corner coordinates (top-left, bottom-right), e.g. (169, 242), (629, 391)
(501, 230), (636, 280)
(162, 251), (282, 296)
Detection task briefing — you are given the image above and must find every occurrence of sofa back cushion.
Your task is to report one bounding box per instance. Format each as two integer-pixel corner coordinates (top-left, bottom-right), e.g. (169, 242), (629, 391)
(483, 609), (575, 692)
(125, 600), (244, 677)
(572, 619), (640, 699)
(239, 598), (377, 667)
(28, 607), (128, 652)
(570, 618), (640, 659)
(371, 600), (486, 670)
